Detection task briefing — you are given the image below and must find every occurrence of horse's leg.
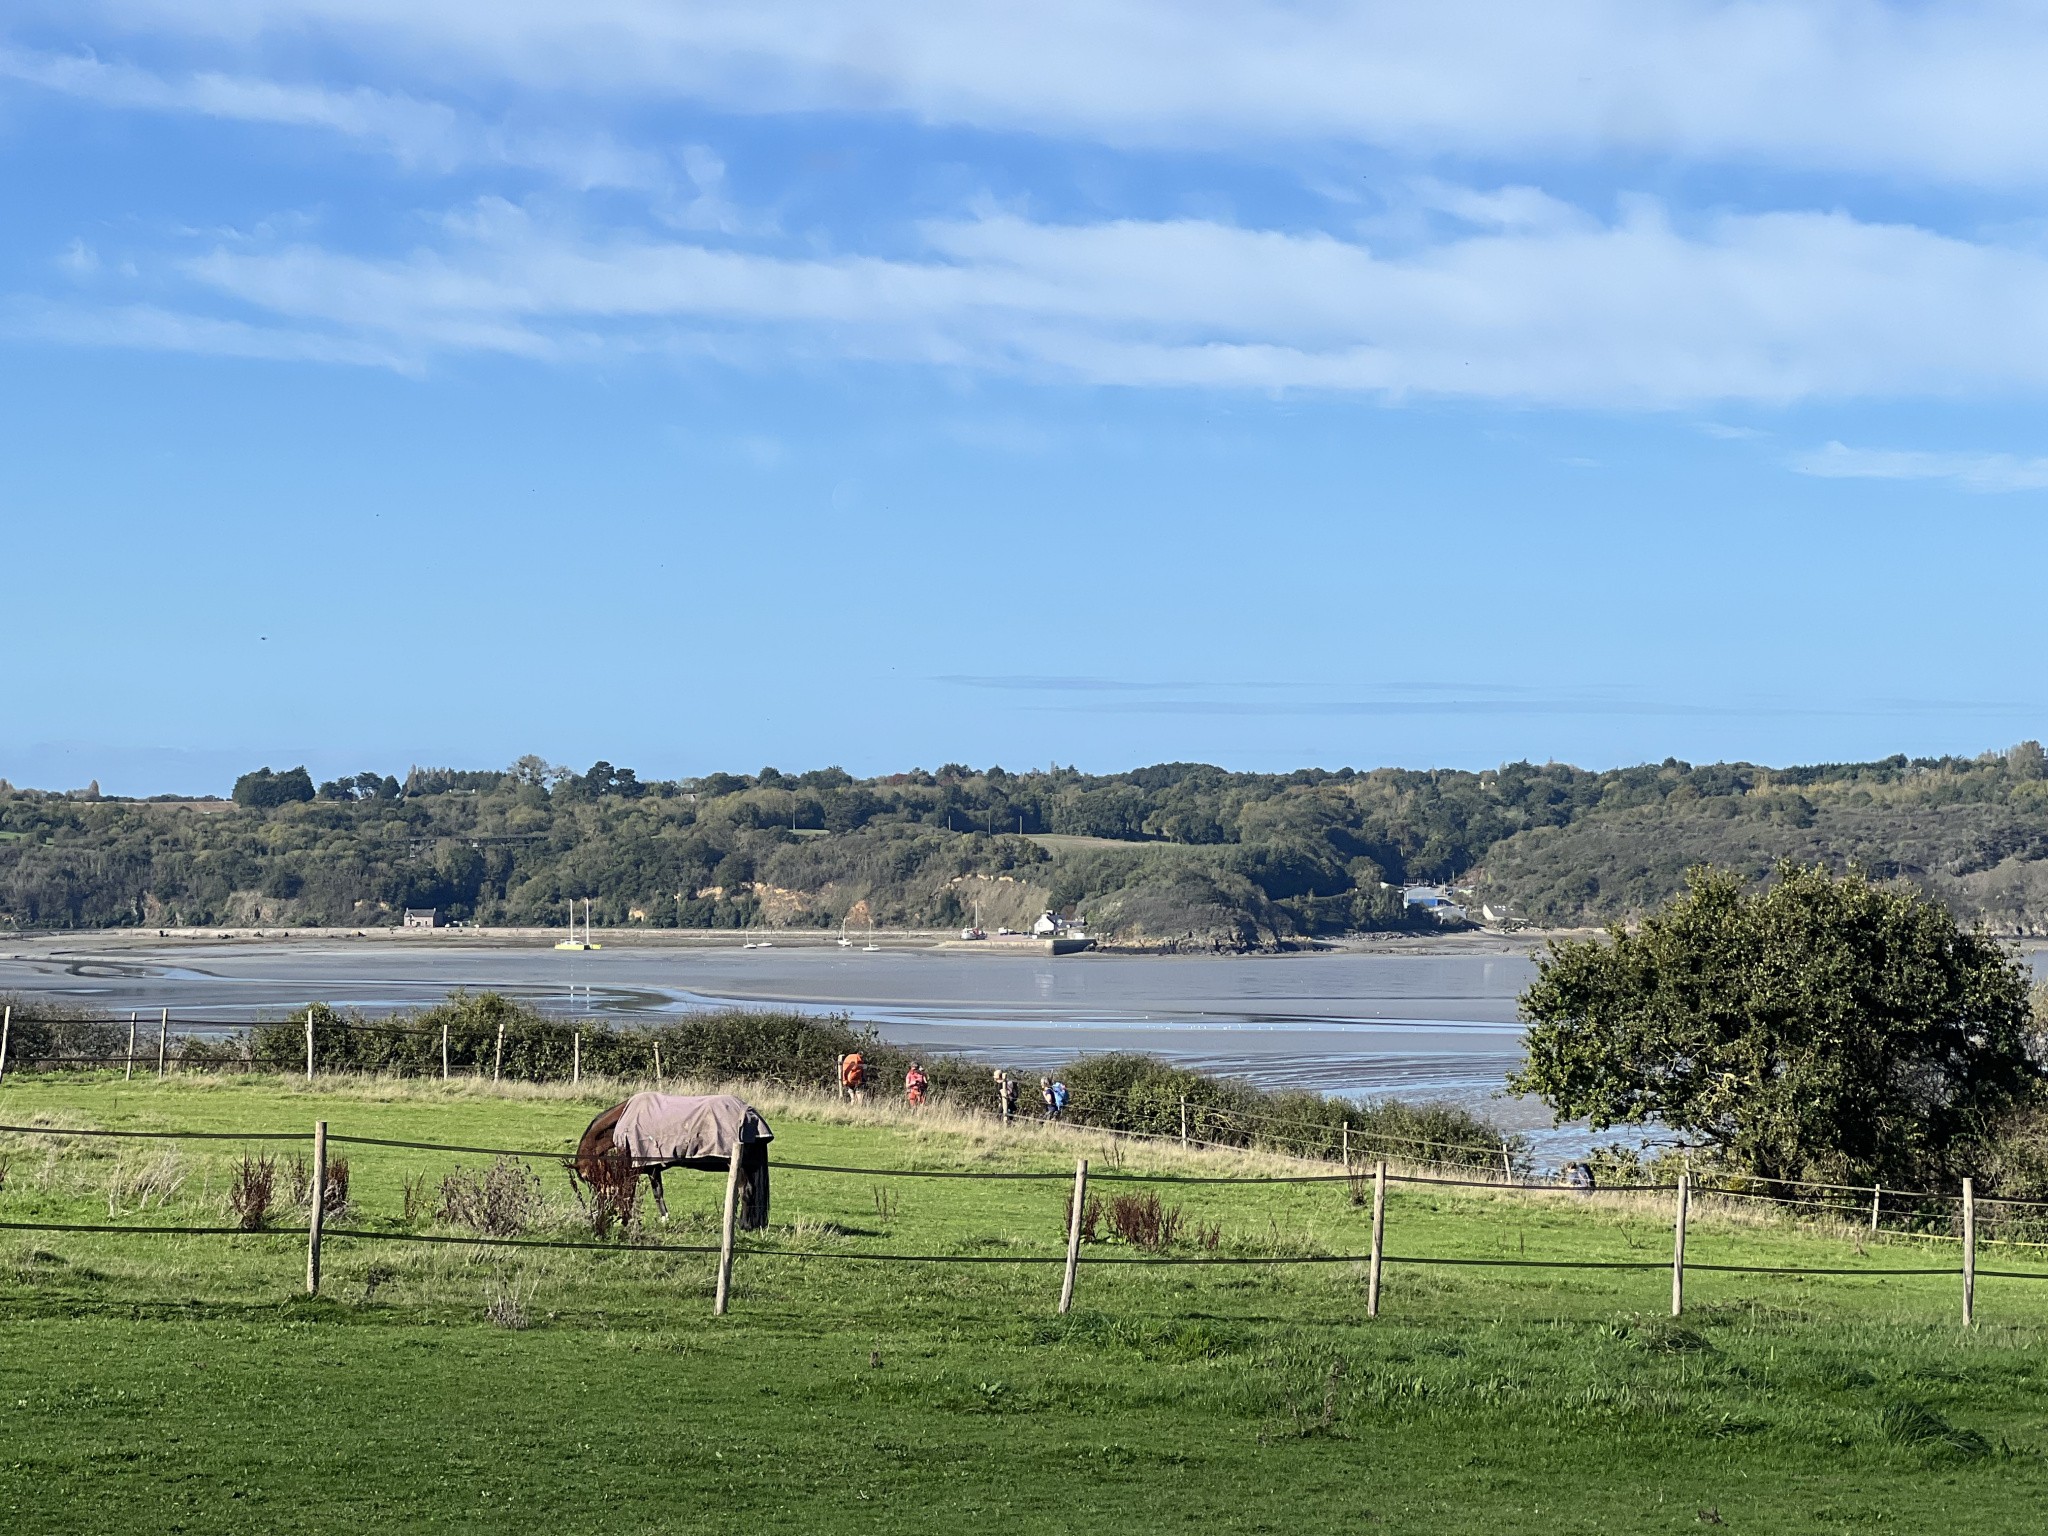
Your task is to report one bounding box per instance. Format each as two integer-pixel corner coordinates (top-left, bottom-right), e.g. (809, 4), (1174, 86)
(650, 1167), (669, 1223)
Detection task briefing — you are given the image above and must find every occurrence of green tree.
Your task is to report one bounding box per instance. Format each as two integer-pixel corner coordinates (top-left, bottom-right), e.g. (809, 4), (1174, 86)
(1510, 862), (2040, 1187)
(232, 766), (314, 808)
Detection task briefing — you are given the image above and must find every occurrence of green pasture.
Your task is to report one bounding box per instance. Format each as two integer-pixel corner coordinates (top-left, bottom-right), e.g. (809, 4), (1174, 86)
(4, 1075), (2048, 1533)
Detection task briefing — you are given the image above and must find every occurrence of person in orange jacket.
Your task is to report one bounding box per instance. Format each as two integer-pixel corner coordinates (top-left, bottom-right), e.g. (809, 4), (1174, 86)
(838, 1051), (867, 1104)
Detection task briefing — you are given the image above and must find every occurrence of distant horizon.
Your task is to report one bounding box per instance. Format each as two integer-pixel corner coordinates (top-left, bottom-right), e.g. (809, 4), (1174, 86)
(7, 735), (2041, 803)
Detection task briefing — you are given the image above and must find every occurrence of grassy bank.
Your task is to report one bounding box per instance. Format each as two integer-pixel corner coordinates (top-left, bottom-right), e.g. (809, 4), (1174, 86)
(4, 1074), (2048, 1533)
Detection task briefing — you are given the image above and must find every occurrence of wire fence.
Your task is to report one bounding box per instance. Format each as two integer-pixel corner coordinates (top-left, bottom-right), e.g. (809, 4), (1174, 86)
(4, 1115), (2046, 1325)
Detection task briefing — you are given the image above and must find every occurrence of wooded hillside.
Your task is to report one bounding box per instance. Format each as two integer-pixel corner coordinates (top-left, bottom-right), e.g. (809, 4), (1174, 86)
(6, 744), (2048, 942)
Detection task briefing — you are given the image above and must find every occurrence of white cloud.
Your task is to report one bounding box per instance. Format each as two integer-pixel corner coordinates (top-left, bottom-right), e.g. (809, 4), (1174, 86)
(56, 0), (2048, 185)
(5, 299), (416, 368)
(0, 45), (666, 189)
(57, 238), (99, 276)
(1791, 441), (2048, 492)
(112, 194), (2048, 405)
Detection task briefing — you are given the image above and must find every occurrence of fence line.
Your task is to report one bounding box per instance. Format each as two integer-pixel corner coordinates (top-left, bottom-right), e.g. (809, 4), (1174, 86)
(4, 1214), (2023, 1281)
(0, 1219), (297, 1238)
(0, 1122), (311, 1143)
(8, 1211), (2041, 1289)
(12, 1115), (2048, 1329)
(0, 1119), (2025, 1225)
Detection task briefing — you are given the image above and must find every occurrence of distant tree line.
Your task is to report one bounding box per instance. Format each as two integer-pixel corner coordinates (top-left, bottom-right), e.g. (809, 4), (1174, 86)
(8, 743), (2048, 939)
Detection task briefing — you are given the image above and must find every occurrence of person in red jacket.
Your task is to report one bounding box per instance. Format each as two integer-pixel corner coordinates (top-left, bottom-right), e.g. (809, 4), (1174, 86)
(904, 1060), (929, 1107)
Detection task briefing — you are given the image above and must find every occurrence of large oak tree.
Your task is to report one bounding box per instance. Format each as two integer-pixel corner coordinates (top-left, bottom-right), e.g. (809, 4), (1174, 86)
(1511, 863), (2040, 1187)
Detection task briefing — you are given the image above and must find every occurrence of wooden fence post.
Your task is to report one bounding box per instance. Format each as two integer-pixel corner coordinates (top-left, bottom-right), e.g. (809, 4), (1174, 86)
(306, 1119), (329, 1295)
(714, 1142), (743, 1316)
(1059, 1158), (1089, 1314)
(125, 1012), (137, 1081)
(156, 1009), (168, 1080)
(1367, 1160), (1387, 1319)
(1871, 1185), (1881, 1234)
(0, 1006), (10, 1088)
(1671, 1173), (1690, 1318)
(305, 1008), (315, 1083)
(492, 1020), (505, 1083)
(1962, 1178), (1977, 1328)
(1180, 1096), (1189, 1149)
(654, 1042), (663, 1088)
(440, 1022), (449, 1081)
(1342, 1121), (1351, 1172)
(573, 1030), (582, 1086)
(1500, 1139), (1515, 1186)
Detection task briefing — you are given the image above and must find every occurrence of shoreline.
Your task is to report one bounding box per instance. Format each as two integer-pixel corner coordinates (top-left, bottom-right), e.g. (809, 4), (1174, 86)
(0, 924), (1592, 958)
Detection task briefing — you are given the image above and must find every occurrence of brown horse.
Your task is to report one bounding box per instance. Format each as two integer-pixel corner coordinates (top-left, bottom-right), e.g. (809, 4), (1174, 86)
(575, 1092), (772, 1229)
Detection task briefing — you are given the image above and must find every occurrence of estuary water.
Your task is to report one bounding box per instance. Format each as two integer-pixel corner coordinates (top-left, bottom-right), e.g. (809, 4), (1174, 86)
(0, 937), (1596, 1153)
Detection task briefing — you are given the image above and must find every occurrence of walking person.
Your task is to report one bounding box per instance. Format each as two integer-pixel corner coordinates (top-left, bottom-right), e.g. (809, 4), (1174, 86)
(838, 1051), (867, 1105)
(1050, 1077), (1070, 1121)
(904, 1059), (929, 1108)
(1039, 1076), (1056, 1119)
(995, 1070), (1020, 1125)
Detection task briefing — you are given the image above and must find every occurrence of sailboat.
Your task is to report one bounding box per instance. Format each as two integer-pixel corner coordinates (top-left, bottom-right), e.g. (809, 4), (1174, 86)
(554, 898), (601, 951)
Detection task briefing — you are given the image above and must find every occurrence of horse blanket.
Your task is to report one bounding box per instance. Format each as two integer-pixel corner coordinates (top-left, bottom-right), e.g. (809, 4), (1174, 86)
(611, 1092), (774, 1168)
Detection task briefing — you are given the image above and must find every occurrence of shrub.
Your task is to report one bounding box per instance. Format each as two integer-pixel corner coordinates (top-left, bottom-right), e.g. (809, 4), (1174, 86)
(228, 1155), (276, 1231)
(288, 1155), (350, 1215)
(438, 1158), (543, 1237)
(1062, 1191), (1102, 1243)
(1107, 1192), (1182, 1250)
(0, 994), (128, 1070)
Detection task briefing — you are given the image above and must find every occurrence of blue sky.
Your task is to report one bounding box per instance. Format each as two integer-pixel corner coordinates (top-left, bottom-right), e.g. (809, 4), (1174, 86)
(6, 2), (2048, 794)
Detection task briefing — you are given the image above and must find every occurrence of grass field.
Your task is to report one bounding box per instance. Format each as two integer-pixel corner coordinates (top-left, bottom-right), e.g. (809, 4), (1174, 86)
(4, 1074), (2048, 1533)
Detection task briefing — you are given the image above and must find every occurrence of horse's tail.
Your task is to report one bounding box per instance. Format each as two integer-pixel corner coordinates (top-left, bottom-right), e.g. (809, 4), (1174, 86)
(738, 1141), (770, 1231)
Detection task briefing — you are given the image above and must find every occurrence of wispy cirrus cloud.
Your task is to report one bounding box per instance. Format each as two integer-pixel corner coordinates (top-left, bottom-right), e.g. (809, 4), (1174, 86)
(48, 0), (2048, 186)
(0, 45), (670, 191)
(75, 193), (2048, 404)
(1791, 441), (2048, 492)
(3, 298), (416, 369)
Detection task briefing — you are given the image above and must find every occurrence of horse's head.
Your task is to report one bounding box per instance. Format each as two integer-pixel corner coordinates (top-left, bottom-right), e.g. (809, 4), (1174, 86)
(575, 1101), (632, 1184)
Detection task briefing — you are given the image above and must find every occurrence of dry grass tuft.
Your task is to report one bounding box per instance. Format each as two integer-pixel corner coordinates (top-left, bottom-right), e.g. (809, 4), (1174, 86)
(227, 1155), (276, 1231)
(106, 1150), (186, 1216)
(484, 1278), (536, 1330)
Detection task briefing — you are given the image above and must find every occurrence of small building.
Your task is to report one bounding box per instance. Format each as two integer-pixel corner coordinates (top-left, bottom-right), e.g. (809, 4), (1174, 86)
(403, 908), (443, 929)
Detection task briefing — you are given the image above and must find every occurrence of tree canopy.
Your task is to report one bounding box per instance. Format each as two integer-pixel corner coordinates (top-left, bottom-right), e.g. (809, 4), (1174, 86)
(1511, 863), (2041, 1188)
(230, 766), (314, 808)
